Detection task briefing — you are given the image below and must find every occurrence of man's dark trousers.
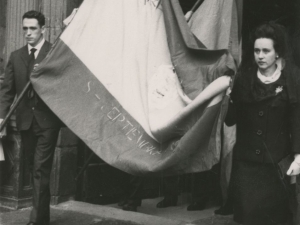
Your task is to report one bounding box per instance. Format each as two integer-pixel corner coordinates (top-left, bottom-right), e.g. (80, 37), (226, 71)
(21, 118), (60, 224)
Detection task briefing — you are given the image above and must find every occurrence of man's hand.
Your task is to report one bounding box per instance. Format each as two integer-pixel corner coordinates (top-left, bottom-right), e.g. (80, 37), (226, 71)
(0, 119), (6, 138)
(33, 64), (39, 72)
(184, 11), (193, 21)
(287, 154), (300, 176)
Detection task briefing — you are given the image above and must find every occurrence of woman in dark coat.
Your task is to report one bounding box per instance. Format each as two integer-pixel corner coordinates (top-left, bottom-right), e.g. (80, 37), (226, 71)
(226, 22), (300, 225)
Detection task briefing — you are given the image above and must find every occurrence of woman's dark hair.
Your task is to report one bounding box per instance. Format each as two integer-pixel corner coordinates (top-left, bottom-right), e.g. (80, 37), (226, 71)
(250, 22), (287, 58)
(22, 10), (45, 27)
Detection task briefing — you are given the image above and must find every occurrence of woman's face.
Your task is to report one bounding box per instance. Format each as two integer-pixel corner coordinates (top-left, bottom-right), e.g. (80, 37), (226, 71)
(254, 38), (278, 75)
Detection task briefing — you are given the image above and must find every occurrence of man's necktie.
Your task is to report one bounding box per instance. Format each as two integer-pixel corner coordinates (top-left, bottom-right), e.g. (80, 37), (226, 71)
(28, 48), (37, 99)
(28, 48), (37, 73)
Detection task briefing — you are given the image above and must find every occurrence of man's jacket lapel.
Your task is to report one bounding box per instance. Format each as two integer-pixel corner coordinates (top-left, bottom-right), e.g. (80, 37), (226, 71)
(19, 45), (29, 67)
(35, 41), (51, 64)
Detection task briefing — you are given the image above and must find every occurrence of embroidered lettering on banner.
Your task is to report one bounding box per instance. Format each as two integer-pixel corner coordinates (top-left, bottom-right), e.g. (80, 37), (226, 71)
(86, 82), (158, 155)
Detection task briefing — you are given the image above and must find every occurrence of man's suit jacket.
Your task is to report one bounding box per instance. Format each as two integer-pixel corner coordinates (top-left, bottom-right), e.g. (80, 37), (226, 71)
(0, 41), (61, 130)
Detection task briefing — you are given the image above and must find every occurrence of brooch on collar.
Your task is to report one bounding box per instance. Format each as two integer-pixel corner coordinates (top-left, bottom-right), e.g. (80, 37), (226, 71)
(275, 86), (283, 95)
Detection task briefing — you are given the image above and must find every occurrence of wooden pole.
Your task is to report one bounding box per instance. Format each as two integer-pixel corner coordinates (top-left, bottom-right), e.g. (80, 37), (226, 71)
(0, 81), (31, 132)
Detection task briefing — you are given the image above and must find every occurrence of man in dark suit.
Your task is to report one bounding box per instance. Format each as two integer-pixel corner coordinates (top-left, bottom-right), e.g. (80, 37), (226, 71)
(0, 10), (61, 225)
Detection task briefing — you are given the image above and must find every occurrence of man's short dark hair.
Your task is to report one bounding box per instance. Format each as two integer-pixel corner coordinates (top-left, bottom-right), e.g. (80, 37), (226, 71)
(22, 10), (45, 27)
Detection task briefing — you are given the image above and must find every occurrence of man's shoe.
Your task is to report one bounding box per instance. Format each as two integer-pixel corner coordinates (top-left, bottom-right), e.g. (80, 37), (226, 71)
(214, 205), (233, 215)
(122, 203), (137, 212)
(118, 199), (128, 207)
(27, 221), (49, 225)
(122, 199), (141, 212)
(128, 199), (141, 206)
(187, 201), (206, 211)
(156, 196), (177, 208)
(187, 197), (209, 211)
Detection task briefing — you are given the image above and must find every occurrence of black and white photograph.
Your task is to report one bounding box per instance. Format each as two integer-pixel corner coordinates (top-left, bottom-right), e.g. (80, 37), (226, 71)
(0, 0), (300, 224)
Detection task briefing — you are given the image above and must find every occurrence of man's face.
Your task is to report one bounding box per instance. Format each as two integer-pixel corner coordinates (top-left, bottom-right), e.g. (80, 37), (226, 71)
(23, 18), (45, 47)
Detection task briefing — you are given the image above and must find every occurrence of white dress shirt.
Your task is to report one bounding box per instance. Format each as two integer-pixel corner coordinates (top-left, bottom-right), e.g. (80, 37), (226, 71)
(28, 38), (45, 59)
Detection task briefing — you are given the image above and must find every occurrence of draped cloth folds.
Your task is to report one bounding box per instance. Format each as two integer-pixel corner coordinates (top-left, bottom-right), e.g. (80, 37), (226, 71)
(30, 0), (237, 176)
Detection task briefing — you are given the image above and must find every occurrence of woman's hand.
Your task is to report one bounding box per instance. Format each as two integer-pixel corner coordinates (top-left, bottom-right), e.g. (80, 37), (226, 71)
(287, 154), (300, 176)
(226, 87), (232, 96)
(185, 11), (193, 21)
(226, 77), (233, 96)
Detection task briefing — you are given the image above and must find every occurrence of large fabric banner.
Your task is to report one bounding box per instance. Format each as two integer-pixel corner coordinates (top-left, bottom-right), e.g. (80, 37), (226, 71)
(186, 0), (240, 198)
(188, 0), (240, 61)
(31, 0), (236, 176)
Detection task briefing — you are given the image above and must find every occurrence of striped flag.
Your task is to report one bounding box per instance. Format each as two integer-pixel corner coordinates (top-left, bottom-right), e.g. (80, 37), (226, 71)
(31, 0), (236, 176)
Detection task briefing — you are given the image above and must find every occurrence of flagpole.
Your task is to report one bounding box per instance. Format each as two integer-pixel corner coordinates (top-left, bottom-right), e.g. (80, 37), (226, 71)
(0, 82), (32, 132)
